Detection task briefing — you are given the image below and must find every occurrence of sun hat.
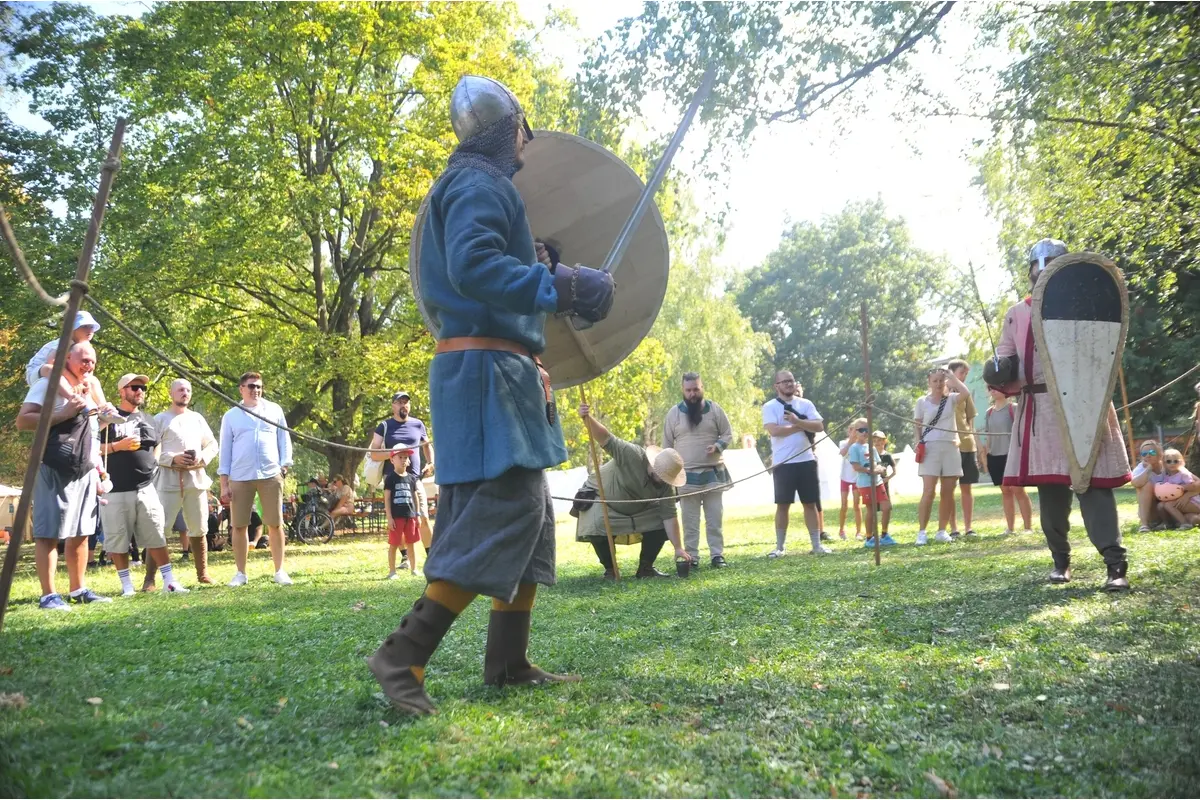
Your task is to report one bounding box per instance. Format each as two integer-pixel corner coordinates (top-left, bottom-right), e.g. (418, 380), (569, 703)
(74, 310), (101, 332)
(644, 446), (687, 487)
(116, 373), (150, 391)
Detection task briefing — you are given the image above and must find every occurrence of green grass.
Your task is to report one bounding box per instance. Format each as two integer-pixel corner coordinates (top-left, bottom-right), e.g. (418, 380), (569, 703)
(1, 486), (1198, 797)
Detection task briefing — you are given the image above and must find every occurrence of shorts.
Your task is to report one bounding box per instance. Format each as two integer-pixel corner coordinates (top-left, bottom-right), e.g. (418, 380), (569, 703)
(414, 479), (430, 518)
(101, 484), (167, 553)
(918, 440), (963, 479)
(840, 479), (855, 494)
(230, 475), (283, 527)
(33, 465), (98, 541)
(773, 461), (820, 505)
(857, 485), (889, 505)
(160, 487), (208, 538)
(960, 451), (980, 485)
(388, 516), (421, 546)
(987, 454), (1008, 487)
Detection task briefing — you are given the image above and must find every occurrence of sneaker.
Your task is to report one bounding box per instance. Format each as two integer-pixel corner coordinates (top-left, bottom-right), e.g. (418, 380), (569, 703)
(121, 586), (136, 598)
(228, 571), (248, 587)
(131, 560), (142, 568)
(1137, 525), (1152, 534)
(1022, 529), (1036, 536)
(863, 537), (877, 548)
(934, 530), (953, 543)
(949, 530), (961, 540)
(1002, 529), (1015, 537)
(69, 588), (112, 604)
(811, 545), (833, 555)
(854, 531), (864, 540)
(166, 582), (190, 594)
(255, 538), (269, 550)
(915, 531), (929, 546)
(39, 593), (70, 611)
(398, 559), (410, 572)
(386, 571), (399, 580)
(880, 534), (898, 547)
(274, 570), (293, 586)
(711, 555), (728, 569)
(180, 552), (191, 563)
(838, 530), (847, 540)
(819, 531), (832, 543)
(767, 548), (786, 559)
(965, 529), (978, 538)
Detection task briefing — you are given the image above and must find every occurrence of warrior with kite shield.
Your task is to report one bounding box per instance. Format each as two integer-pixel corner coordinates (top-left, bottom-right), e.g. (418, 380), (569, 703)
(985, 238), (1132, 592)
(368, 76), (616, 715)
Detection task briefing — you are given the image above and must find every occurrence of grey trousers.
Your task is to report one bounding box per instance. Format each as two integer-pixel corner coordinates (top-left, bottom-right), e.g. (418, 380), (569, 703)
(679, 490), (723, 559)
(1037, 485), (1126, 565)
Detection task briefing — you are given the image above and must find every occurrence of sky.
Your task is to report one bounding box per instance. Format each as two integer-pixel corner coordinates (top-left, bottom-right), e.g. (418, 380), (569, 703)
(7, 1), (1017, 353)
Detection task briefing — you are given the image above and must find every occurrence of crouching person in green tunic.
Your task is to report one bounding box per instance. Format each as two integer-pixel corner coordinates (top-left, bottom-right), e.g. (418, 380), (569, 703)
(574, 403), (695, 579)
(367, 76), (615, 715)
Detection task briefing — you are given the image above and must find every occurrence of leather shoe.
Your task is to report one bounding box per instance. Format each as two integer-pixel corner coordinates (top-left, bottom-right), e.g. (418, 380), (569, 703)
(1101, 560), (1130, 592)
(635, 566), (670, 579)
(1049, 553), (1071, 584)
(602, 569), (615, 581)
(710, 555), (728, 569)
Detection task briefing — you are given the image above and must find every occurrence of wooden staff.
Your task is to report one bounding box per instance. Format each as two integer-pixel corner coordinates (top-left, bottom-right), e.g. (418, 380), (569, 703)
(860, 302), (881, 566)
(1117, 365), (1136, 460)
(579, 384), (620, 581)
(0, 119), (126, 633)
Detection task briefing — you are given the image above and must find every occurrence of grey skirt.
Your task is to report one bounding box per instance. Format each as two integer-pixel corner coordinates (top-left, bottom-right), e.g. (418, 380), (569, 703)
(424, 467), (555, 603)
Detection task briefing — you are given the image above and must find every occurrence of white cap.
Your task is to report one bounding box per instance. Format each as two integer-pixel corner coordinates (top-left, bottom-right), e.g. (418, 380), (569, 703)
(117, 373), (150, 391)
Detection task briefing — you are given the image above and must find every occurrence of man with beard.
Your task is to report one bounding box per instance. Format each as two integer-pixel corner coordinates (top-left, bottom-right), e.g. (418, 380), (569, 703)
(662, 372), (733, 567)
(987, 238), (1131, 591)
(368, 390), (434, 559)
(100, 373), (191, 596)
(155, 378), (220, 584)
(367, 75), (615, 715)
(762, 370), (828, 556)
(16, 341), (112, 609)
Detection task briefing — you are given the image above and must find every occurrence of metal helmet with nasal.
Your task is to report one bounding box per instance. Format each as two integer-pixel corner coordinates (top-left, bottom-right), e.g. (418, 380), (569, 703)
(449, 75), (534, 143)
(1027, 238), (1068, 273)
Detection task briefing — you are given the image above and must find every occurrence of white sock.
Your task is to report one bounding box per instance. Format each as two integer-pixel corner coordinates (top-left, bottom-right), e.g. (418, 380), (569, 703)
(159, 564), (176, 585)
(809, 531), (822, 550)
(117, 568), (133, 592)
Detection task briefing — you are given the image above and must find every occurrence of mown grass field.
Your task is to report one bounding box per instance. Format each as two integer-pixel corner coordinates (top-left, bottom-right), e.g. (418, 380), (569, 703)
(1, 486), (1198, 797)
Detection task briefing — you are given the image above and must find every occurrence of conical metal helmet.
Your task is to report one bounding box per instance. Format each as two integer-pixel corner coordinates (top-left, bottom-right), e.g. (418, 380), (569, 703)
(449, 75), (534, 143)
(1027, 237), (1068, 272)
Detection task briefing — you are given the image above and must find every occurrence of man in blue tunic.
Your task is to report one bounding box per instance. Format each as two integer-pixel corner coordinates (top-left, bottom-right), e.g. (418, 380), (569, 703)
(368, 75), (615, 715)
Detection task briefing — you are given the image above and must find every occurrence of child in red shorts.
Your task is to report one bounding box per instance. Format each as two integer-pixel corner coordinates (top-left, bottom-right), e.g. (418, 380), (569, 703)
(384, 446), (421, 578)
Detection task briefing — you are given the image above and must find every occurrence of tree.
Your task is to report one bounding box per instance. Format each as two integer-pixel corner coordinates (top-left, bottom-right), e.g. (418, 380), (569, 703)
(736, 199), (952, 445)
(1, 2), (571, 481)
(974, 2), (1200, 432)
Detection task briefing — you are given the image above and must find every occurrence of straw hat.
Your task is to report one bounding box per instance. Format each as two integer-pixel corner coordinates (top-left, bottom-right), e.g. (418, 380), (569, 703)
(644, 446), (687, 488)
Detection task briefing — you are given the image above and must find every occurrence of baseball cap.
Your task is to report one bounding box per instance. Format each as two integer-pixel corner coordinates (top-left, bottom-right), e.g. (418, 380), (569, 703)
(390, 444), (415, 456)
(392, 391), (411, 402)
(872, 430), (887, 439)
(117, 373), (150, 391)
(74, 310), (101, 332)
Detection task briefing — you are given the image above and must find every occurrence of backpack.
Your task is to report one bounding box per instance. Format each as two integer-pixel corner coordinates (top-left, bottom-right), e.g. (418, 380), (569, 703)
(43, 410), (93, 480)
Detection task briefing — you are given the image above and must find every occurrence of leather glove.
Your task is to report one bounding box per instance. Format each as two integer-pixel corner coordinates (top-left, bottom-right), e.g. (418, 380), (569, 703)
(553, 264), (615, 323)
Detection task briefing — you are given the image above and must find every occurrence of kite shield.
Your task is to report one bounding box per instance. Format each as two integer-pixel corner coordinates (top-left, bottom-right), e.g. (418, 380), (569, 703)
(409, 131), (670, 389)
(1032, 252), (1129, 491)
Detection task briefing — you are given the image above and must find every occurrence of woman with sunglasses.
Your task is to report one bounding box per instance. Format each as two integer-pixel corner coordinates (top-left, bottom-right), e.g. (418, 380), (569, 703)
(1130, 439), (1167, 533)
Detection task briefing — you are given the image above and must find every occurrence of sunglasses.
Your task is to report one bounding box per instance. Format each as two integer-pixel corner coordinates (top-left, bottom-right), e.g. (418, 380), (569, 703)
(244, 384), (263, 390)
(1140, 450), (1158, 456)
(1165, 459), (1183, 465)
(127, 385), (147, 392)
(856, 428), (869, 434)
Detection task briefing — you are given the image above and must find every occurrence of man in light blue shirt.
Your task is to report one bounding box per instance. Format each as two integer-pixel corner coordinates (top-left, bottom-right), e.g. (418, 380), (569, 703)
(218, 371), (293, 587)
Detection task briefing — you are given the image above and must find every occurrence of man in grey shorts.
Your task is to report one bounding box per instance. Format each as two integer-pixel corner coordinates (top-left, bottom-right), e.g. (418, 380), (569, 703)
(99, 373), (190, 596)
(16, 341), (111, 610)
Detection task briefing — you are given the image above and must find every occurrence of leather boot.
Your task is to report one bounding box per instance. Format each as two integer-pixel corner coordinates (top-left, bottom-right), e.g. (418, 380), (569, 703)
(1102, 560), (1130, 592)
(367, 595), (458, 715)
(142, 551), (158, 592)
(1049, 553), (1071, 584)
(483, 610), (580, 687)
(190, 535), (213, 584)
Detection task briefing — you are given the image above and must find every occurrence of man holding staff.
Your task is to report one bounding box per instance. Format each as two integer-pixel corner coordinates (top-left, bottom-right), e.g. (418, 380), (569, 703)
(367, 75), (614, 714)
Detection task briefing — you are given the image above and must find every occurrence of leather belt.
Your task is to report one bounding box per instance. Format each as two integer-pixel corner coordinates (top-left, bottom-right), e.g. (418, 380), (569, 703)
(435, 337), (556, 425)
(1022, 383), (1047, 394)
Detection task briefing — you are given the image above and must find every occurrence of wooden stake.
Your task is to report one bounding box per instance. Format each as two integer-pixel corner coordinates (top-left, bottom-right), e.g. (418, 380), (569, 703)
(860, 302), (881, 567)
(578, 384), (620, 581)
(0, 119), (126, 633)
(1117, 364), (1136, 460)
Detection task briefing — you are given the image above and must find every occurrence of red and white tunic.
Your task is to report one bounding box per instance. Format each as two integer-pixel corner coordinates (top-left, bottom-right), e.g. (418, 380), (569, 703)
(994, 298), (1131, 489)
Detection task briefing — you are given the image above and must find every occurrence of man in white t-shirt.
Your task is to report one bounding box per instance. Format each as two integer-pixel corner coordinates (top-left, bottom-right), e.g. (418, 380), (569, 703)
(761, 370), (827, 556)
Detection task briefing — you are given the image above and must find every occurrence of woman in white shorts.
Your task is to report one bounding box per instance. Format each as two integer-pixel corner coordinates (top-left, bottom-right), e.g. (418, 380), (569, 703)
(913, 367), (971, 545)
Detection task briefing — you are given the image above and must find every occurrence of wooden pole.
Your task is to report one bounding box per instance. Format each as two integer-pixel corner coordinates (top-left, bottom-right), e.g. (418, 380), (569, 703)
(1117, 365), (1136, 460)
(860, 302), (881, 567)
(0, 119), (126, 633)
(578, 384), (620, 581)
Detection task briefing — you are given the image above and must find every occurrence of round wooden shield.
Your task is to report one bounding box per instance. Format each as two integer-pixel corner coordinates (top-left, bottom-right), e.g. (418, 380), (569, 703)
(409, 131), (670, 389)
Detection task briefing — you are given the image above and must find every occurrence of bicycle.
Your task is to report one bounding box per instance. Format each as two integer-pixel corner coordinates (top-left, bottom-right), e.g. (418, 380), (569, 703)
(287, 492), (335, 545)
